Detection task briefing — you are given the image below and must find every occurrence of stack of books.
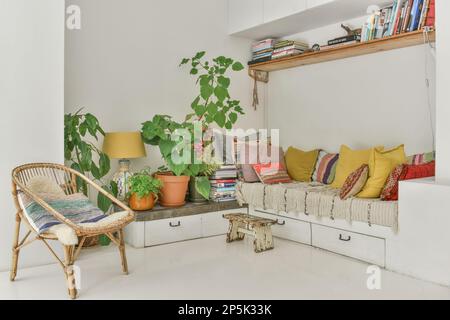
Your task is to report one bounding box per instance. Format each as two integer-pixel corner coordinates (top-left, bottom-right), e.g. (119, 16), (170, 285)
(209, 165), (238, 202)
(361, 0), (435, 42)
(321, 34), (361, 50)
(272, 40), (309, 60)
(249, 39), (275, 65)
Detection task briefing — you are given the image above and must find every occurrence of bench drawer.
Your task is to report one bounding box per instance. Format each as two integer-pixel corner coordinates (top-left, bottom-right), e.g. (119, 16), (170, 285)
(253, 210), (311, 245)
(145, 215), (202, 247)
(311, 224), (385, 266)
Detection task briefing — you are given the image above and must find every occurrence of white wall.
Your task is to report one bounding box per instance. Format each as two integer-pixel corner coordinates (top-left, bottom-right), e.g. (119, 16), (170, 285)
(267, 17), (436, 155)
(435, 0), (450, 184)
(65, 0), (265, 172)
(0, 0), (65, 271)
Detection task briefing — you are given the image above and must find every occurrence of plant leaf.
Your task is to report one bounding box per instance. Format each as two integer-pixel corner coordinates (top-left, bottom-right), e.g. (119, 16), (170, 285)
(229, 112), (238, 124)
(232, 61), (244, 71)
(195, 176), (211, 199)
(159, 139), (177, 157)
(217, 76), (230, 88)
(179, 58), (190, 66)
(214, 86), (228, 102)
(206, 102), (217, 116)
(214, 112), (226, 127)
(97, 186), (113, 213)
(200, 85), (214, 100)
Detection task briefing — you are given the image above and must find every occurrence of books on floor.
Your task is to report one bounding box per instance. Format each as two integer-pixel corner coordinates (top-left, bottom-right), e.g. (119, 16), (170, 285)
(209, 165), (238, 202)
(361, 0), (435, 42)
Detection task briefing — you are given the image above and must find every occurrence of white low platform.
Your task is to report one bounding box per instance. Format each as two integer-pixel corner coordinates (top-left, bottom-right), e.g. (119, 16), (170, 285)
(1, 236), (450, 300)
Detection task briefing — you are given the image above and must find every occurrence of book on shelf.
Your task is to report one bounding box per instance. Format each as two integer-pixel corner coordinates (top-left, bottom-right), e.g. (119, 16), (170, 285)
(321, 40), (359, 50)
(211, 186), (236, 192)
(248, 56), (272, 65)
(273, 44), (307, 53)
(425, 0), (435, 27)
(210, 178), (236, 183)
(210, 182), (236, 188)
(327, 34), (361, 46)
(272, 49), (303, 59)
(408, 0), (424, 32)
(274, 39), (308, 48)
(361, 0), (434, 42)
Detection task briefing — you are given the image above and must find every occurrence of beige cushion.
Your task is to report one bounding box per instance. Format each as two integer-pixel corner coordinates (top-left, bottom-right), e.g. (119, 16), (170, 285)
(47, 211), (131, 245)
(27, 176), (65, 196)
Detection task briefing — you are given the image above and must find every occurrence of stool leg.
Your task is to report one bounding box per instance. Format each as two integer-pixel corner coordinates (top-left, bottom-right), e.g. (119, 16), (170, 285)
(226, 221), (245, 243)
(253, 225), (274, 253)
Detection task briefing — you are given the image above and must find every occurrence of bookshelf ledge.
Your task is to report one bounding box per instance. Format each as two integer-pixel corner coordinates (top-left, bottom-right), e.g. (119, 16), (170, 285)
(248, 30), (435, 73)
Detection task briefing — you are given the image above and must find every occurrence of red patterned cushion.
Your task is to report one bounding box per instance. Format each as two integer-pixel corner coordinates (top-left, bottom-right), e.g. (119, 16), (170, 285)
(381, 161), (435, 201)
(339, 164), (369, 200)
(380, 165), (405, 201)
(252, 162), (291, 184)
(403, 161), (435, 180)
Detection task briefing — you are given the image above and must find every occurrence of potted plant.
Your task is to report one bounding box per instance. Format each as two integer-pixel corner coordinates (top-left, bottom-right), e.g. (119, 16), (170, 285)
(141, 52), (245, 207)
(127, 169), (163, 211)
(188, 163), (219, 203)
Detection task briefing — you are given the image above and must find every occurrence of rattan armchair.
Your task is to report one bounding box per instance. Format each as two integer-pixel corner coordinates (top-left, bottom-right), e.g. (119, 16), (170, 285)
(11, 163), (135, 299)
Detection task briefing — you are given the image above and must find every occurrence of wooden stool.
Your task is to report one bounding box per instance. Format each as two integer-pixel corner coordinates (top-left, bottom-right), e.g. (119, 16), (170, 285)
(223, 213), (276, 253)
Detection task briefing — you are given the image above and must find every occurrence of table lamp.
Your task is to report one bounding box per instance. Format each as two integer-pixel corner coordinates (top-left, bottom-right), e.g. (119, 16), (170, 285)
(103, 132), (147, 200)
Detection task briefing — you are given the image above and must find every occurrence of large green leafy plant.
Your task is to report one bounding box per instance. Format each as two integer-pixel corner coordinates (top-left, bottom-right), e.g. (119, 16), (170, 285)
(180, 51), (245, 129)
(141, 52), (245, 199)
(64, 109), (117, 213)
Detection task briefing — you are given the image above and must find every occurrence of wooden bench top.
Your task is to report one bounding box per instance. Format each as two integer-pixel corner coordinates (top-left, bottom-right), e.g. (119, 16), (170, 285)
(223, 213), (277, 227)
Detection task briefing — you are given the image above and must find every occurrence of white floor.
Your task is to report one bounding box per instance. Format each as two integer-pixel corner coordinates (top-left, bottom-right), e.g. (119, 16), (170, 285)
(1, 236), (450, 300)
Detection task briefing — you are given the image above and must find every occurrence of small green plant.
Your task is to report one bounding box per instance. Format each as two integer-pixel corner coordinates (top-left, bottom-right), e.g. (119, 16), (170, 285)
(128, 169), (163, 200)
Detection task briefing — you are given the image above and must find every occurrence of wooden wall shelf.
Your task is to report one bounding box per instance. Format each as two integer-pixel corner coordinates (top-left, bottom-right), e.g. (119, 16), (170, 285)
(249, 30), (435, 73)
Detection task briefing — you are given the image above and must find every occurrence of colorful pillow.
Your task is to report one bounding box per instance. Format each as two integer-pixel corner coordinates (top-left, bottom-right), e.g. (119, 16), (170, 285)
(380, 161), (435, 201)
(237, 143), (285, 183)
(312, 151), (339, 184)
(252, 162), (291, 184)
(402, 160), (435, 180)
(358, 145), (406, 198)
(285, 147), (320, 182)
(331, 145), (383, 189)
(407, 151), (435, 165)
(339, 164), (369, 200)
(380, 164), (405, 201)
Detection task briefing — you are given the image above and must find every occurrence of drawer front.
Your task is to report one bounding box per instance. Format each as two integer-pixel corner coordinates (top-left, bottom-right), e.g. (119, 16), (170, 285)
(311, 224), (385, 266)
(202, 209), (245, 237)
(253, 210), (311, 245)
(145, 215), (202, 247)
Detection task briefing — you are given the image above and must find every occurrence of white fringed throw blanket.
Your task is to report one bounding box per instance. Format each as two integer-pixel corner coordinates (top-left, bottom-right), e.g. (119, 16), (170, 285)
(236, 181), (398, 231)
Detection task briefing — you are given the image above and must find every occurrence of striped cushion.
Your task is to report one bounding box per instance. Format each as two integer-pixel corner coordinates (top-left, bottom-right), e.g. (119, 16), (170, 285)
(312, 151), (339, 184)
(252, 162), (291, 184)
(407, 151), (435, 165)
(340, 164), (369, 200)
(18, 192), (107, 234)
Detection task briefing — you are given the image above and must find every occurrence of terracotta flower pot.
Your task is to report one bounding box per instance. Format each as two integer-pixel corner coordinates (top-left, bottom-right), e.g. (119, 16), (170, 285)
(129, 193), (156, 211)
(155, 173), (190, 207)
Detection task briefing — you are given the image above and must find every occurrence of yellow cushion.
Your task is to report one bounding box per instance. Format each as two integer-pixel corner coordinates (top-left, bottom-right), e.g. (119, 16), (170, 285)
(357, 145), (406, 198)
(285, 147), (319, 182)
(331, 145), (383, 189)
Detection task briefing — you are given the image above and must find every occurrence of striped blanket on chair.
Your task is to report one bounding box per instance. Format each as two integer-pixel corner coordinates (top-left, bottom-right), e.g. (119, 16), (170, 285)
(18, 192), (107, 233)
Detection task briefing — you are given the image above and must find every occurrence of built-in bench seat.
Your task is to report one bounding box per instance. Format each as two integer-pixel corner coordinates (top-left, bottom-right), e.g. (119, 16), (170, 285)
(236, 181), (398, 231)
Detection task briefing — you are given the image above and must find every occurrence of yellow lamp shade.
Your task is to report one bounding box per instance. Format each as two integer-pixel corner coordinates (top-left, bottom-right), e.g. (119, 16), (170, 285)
(102, 132), (147, 159)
